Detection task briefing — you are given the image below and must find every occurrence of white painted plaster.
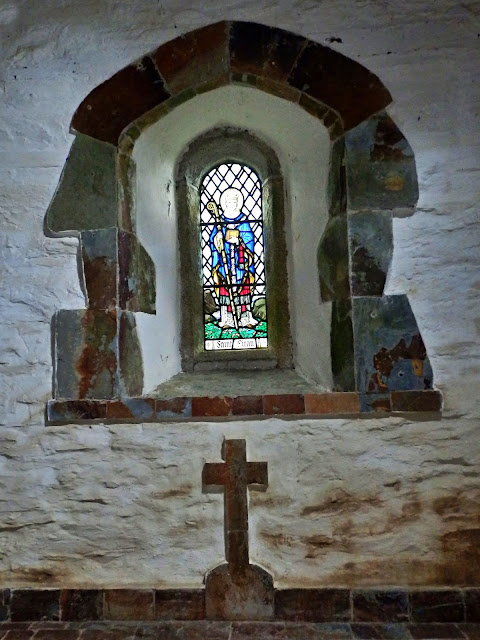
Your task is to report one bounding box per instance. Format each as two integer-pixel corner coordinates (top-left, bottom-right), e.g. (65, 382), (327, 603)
(134, 86), (331, 391)
(0, 0), (479, 588)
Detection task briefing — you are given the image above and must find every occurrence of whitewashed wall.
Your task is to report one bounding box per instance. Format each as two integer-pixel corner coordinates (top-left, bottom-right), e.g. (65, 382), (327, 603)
(0, 0), (479, 587)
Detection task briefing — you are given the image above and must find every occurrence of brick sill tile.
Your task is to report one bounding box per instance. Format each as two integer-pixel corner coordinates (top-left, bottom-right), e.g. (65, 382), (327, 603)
(46, 390), (442, 425)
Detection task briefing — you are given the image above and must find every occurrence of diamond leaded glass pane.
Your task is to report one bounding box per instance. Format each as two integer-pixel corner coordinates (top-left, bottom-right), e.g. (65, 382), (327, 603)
(200, 163), (268, 351)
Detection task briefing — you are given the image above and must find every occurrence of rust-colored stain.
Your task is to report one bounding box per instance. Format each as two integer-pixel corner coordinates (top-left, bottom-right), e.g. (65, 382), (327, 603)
(369, 334), (426, 392)
(0, 566), (67, 585)
(83, 256), (117, 309)
(303, 533), (352, 559)
(76, 309), (117, 399)
(384, 173), (405, 191)
(152, 484), (193, 499)
(302, 488), (383, 517)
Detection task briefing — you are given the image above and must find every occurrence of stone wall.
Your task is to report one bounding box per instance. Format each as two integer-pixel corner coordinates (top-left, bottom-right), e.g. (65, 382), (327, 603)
(0, 0), (479, 588)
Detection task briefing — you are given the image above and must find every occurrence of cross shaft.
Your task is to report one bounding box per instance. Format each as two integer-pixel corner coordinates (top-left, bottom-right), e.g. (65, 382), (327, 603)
(203, 439), (268, 573)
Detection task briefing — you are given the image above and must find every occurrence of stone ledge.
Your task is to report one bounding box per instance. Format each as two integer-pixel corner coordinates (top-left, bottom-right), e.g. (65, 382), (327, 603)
(0, 587), (476, 623)
(1, 622), (480, 640)
(45, 391), (442, 424)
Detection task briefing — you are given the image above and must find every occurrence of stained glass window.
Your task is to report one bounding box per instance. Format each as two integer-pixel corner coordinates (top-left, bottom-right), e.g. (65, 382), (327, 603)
(200, 163), (268, 351)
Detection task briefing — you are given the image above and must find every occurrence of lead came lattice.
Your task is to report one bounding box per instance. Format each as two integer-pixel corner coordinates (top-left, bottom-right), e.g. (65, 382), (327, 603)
(200, 163), (268, 351)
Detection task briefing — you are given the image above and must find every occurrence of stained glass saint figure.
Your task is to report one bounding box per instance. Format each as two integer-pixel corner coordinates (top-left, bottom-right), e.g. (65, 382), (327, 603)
(210, 188), (258, 329)
(200, 163), (268, 351)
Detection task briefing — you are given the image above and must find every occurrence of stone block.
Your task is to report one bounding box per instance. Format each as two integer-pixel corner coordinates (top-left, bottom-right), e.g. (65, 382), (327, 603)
(60, 590), (103, 621)
(352, 590), (408, 623)
(153, 22), (229, 95)
(288, 42), (391, 131)
(331, 300), (355, 392)
(408, 623), (465, 638)
(0, 589), (9, 621)
(391, 390), (442, 412)
(352, 295), (434, 393)
(81, 229), (118, 309)
(155, 590), (205, 620)
(345, 112), (418, 214)
(351, 623), (411, 638)
(118, 311), (143, 397)
(465, 590), (480, 623)
(263, 394), (304, 415)
(274, 589), (350, 622)
(304, 392), (360, 414)
(118, 231), (156, 313)
(54, 309), (119, 399)
(230, 22), (305, 82)
(81, 228), (155, 313)
(318, 215), (350, 302)
(103, 589), (154, 621)
(348, 211), (393, 296)
(46, 134), (117, 233)
(72, 57), (170, 145)
(11, 590), (60, 622)
(409, 590), (464, 623)
(205, 564), (274, 621)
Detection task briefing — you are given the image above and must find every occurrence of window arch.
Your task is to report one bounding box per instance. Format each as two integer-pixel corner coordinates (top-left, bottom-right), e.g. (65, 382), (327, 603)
(175, 126), (292, 372)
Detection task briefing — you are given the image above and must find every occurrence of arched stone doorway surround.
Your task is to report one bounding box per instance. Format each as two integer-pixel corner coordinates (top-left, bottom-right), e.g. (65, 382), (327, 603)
(45, 21), (441, 422)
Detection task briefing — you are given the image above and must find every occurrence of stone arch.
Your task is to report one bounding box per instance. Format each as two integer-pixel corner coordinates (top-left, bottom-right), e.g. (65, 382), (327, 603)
(45, 21), (441, 421)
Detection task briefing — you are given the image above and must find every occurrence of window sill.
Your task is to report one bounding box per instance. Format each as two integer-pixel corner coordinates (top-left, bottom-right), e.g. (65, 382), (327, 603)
(46, 390), (442, 425)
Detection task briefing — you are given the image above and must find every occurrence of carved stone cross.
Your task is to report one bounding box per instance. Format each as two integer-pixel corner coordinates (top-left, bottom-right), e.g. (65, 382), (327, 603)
(202, 439), (273, 620)
(203, 439), (268, 574)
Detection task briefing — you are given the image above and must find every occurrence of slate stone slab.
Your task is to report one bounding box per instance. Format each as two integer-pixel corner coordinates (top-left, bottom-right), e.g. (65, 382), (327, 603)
(60, 590), (103, 621)
(348, 211), (393, 296)
(11, 590), (60, 622)
(230, 22), (306, 82)
(352, 295), (433, 393)
(275, 589), (350, 622)
(288, 42), (391, 131)
(331, 300), (355, 392)
(46, 134), (117, 233)
(72, 56), (170, 145)
(352, 590), (408, 623)
(155, 590), (205, 620)
(80, 229), (155, 313)
(118, 231), (156, 313)
(345, 112), (418, 214)
(81, 228), (118, 309)
(318, 215), (350, 302)
(327, 138), (347, 218)
(117, 152), (136, 232)
(153, 22), (229, 95)
(118, 311), (143, 397)
(409, 590), (464, 623)
(54, 309), (119, 399)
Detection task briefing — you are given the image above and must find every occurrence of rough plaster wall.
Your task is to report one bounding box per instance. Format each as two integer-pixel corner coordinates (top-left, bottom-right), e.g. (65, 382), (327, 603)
(134, 85), (331, 391)
(0, 0), (479, 587)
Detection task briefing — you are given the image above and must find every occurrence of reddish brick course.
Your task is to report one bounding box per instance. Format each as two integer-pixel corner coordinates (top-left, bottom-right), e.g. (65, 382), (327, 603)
(71, 21), (392, 146)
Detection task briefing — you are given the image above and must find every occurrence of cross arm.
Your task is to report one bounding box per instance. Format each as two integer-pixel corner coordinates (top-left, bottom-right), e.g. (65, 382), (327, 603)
(202, 462), (227, 486)
(247, 461), (268, 487)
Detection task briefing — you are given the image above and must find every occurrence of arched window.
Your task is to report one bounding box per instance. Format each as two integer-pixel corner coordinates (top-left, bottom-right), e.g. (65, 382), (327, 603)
(200, 163), (268, 352)
(176, 126), (292, 372)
